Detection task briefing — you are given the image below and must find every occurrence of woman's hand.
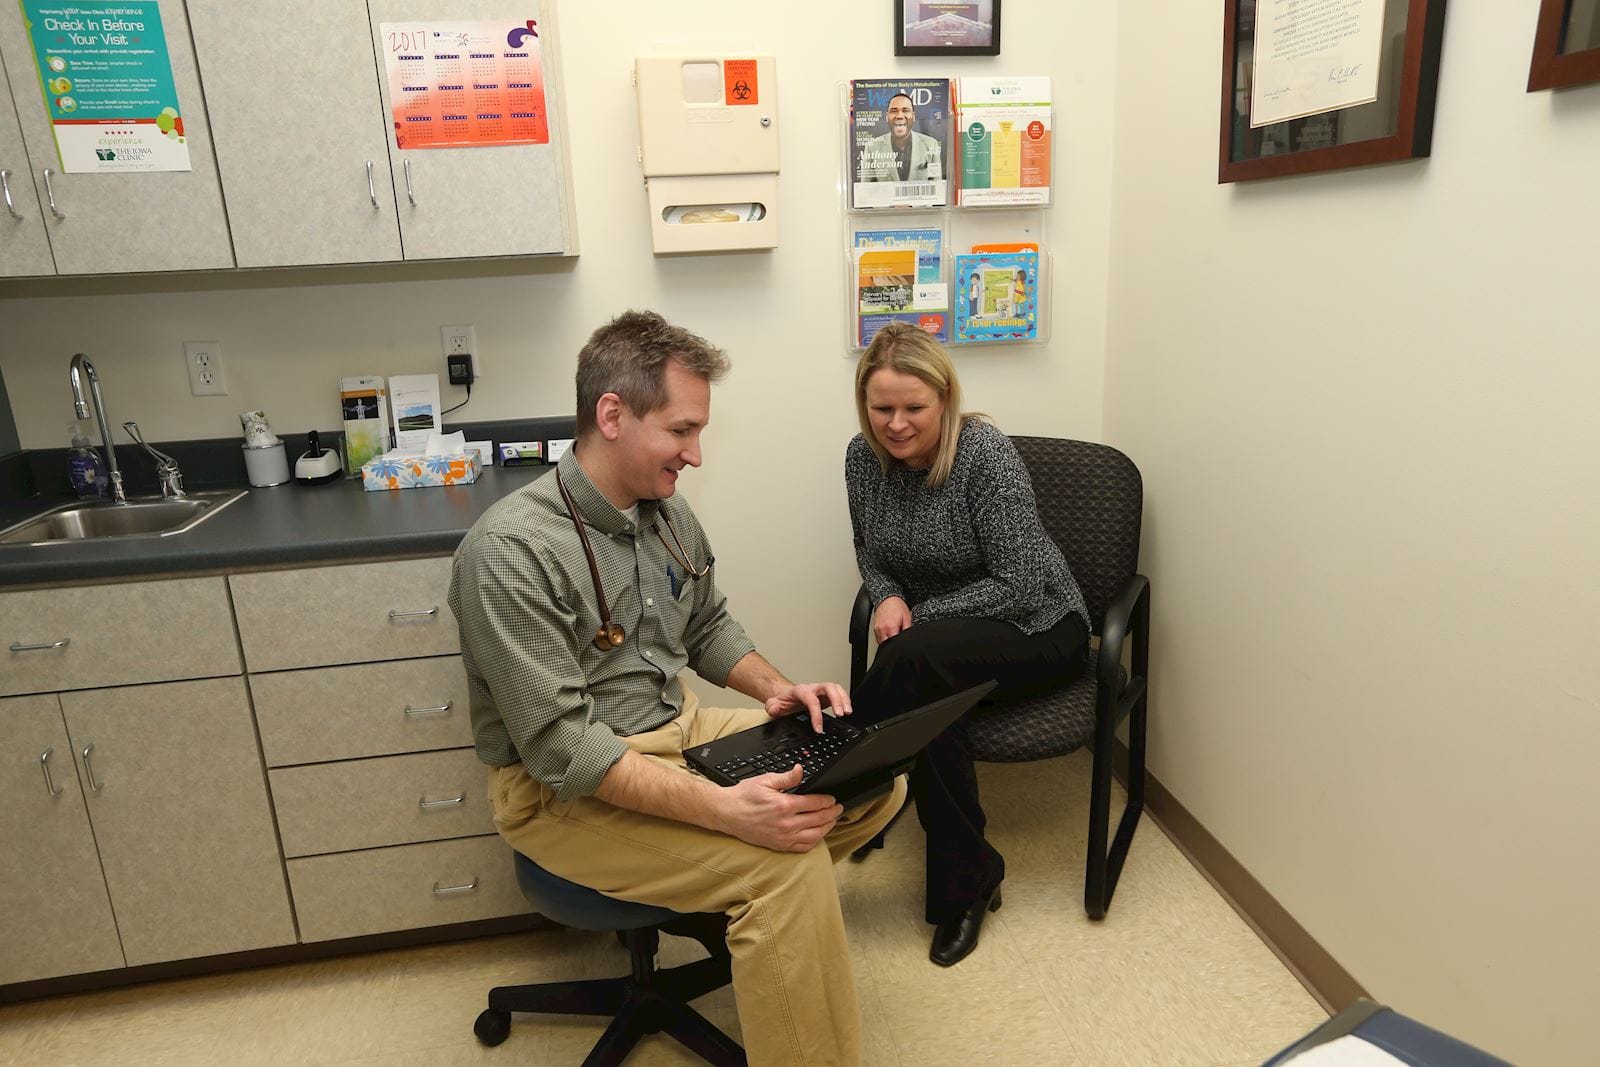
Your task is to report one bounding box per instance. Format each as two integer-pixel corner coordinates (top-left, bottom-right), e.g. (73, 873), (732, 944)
(873, 596), (913, 644)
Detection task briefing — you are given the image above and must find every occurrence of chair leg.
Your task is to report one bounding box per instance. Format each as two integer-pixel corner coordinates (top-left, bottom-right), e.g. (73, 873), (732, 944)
(1084, 684), (1148, 920)
(660, 998), (749, 1066)
(582, 1002), (652, 1067)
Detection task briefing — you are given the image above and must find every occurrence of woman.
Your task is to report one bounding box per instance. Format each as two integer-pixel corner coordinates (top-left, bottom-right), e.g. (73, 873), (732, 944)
(845, 321), (1091, 966)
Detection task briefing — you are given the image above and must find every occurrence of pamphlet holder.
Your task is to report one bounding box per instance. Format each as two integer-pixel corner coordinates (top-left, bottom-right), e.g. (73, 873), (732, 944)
(635, 55), (779, 254)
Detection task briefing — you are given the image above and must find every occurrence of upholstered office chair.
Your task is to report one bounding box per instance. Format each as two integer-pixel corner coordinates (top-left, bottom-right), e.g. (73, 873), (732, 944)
(849, 436), (1150, 920)
(473, 851), (746, 1066)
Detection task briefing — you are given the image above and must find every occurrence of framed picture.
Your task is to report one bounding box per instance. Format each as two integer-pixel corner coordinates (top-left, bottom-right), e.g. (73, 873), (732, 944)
(1218, 0), (1447, 183)
(895, 0), (1001, 57)
(1528, 0), (1600, 91)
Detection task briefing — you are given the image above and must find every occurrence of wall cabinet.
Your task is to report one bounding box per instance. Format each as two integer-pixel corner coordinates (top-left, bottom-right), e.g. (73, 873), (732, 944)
(186, 0), (576, 268)
(0, 55), (55, 278)
(0, 0), (235, 275)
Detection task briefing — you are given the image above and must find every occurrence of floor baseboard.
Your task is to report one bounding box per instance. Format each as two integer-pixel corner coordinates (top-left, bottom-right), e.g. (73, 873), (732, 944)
(1114, 741), (1368, 1014)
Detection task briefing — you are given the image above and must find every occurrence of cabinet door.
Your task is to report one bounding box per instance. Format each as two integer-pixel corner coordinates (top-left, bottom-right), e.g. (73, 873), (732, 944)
(0, 55), (54, 278)
(0, 1), (233, 274)
(367, 0), (576, 260)
(0, 694), (124, 985)
(60, 678), (296, 967)
(187, 1), (403, 267)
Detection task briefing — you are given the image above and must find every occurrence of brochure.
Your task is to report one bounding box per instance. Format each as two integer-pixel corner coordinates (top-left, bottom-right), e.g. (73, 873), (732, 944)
(956, 76), (1053, 206)
(850, 78), (951, 209)
(953, 251), (1039, 343)
(388, 373), (443, 452)
(854, 238), (949, 346)
(339, 376), (391, 476)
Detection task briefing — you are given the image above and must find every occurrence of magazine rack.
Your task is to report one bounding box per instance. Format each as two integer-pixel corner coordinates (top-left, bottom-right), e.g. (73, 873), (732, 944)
(838, 77), (1054, 353)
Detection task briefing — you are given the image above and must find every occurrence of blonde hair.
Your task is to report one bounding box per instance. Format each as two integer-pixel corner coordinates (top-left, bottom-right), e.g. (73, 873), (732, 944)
(854, 323), (982, 487)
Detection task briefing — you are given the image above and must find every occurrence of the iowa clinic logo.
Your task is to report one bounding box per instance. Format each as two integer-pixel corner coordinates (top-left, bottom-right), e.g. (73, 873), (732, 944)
(506, 20), (538, 48)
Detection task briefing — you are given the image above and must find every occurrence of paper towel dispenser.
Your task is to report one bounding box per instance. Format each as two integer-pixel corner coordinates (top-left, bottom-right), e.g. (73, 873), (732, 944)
(634, 55), (778, 254)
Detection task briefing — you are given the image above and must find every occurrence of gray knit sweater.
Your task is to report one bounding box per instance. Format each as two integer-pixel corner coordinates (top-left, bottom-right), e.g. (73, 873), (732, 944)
(845, 420), (1089, 636)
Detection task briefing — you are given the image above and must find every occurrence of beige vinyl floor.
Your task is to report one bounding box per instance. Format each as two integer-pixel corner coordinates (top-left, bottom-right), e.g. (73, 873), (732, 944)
(0, 752), (1327, 1066)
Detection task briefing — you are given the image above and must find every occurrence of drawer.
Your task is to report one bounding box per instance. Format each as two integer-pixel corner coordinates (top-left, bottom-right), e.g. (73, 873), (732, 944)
(230, 557), (458, 672)
(252, 656), (473, 766)
(0, 577), (240, 696)
(270, 748), (492, 857)
(287, 835), (528, 942)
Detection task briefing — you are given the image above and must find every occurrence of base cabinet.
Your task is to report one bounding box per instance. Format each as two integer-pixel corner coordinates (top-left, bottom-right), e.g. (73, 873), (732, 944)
(0, 695), (124, 985)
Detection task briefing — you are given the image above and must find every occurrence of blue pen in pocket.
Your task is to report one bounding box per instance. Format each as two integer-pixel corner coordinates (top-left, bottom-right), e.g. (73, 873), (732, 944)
(666, 563), (678, 598)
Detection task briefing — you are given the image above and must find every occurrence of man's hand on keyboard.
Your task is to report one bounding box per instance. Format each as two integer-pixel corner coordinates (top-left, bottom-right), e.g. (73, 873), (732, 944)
(718, 765), (844, 853)
(764, 681), (852, 734)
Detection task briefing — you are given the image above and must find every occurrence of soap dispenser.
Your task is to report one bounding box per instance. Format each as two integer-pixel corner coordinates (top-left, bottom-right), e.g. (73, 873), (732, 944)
(67, 421), (108, 500)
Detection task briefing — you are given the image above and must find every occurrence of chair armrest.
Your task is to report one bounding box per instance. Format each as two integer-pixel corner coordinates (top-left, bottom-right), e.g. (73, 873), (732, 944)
(1097, 573), (1150, 696)
(848, 584), (872, 691)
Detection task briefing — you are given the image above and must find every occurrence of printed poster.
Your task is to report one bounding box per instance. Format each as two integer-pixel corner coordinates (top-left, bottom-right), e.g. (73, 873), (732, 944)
(19, 1), (191, 172)
(380, 20), (550, 149)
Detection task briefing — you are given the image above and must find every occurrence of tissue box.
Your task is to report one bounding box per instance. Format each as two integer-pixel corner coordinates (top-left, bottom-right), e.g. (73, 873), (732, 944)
(361, 451), (482, 491)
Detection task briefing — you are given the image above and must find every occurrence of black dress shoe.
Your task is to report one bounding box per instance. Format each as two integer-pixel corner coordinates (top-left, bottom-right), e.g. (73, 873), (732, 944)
(929, 885), (1002, 967)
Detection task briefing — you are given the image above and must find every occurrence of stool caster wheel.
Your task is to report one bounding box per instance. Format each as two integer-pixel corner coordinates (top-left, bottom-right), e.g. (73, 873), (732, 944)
(474, 1008), (511, 1047)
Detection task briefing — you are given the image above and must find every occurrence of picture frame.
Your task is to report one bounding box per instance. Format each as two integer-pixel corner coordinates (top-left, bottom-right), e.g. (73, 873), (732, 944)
(1218, 0), (1447, 184)
(894, 0), (1001, 58)
(1528, 0), (1600, 91)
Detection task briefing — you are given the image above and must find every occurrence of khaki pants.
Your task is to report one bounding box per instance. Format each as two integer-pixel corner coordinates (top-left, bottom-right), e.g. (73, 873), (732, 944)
(489, 691), (905, 1067)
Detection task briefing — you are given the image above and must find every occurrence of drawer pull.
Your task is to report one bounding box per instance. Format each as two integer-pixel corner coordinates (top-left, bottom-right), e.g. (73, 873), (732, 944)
(81, 742), (103, 793)
(403, 702), (453, 718)
(366, 160), (379, 210)
(419, 792), (466, 810)
(432, 877), (479, 896)
(388, 606), (439, 621)
(40, 748), (63, 798)
(10, 637), (70, 652)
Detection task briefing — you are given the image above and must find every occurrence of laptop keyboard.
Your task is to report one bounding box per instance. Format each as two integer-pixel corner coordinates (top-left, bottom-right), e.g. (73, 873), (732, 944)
(715, 717), (862, 785)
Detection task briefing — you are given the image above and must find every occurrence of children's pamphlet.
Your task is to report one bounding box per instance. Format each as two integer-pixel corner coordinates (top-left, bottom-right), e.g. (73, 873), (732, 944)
(850, 77), (952, 209)
(953, 251), (1039, 343)
(956, 76), (1052, 206)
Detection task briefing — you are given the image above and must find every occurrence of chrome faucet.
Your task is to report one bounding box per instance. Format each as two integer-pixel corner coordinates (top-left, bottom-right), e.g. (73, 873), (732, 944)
(68, 353), (125, 504)
(123, 421), (185, 499)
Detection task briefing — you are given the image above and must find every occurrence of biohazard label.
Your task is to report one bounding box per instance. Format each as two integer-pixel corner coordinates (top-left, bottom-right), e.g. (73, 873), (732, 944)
(723, 59), (758, 105)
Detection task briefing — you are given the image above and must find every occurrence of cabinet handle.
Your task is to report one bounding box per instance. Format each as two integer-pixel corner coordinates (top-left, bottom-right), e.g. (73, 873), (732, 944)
(41, 167), (64, 219)
(40, 747), (63, 798)
(366, 160), (379, 210)
(432, 877), (479, 896)
(418, 792), (465, 810)
(388, 606), (438, 621)
(80, 742), (103, 792)
(403, 702), (453, 717)
(1, 169), (20, 220)
(403, 159), (415, 205)
(10, 637), (70, 652)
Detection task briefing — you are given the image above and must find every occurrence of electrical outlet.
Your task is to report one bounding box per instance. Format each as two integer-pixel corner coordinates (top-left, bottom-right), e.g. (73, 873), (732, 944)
(184, 340), (227, 396)
(441, 325), (480, 379)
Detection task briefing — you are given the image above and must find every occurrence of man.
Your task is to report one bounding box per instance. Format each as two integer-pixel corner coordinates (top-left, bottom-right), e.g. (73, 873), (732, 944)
(448, 311), (904, 1066)
(859, 91), (943, 183)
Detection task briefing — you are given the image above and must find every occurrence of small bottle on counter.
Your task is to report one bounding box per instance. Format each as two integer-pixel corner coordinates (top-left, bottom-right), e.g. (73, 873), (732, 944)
(67, 421), (108, 500)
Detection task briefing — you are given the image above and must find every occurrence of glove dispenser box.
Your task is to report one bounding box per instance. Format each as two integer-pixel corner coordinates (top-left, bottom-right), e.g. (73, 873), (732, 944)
(634, 55), (779, 254)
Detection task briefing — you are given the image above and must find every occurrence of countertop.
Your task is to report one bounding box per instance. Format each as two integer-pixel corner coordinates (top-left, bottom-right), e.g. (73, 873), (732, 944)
(0, 464), (551, 589)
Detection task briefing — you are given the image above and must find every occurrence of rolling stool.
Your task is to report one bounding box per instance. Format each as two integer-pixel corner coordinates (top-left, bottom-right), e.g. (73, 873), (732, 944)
(473, 851), (747, 1066)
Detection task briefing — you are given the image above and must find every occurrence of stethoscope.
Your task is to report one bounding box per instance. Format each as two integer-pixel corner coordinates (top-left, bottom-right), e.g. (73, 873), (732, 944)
(555, 466), (711, 651)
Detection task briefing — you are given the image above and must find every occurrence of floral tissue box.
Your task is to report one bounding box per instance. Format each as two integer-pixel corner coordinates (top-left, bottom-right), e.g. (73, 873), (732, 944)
(361, 451), (482, 491)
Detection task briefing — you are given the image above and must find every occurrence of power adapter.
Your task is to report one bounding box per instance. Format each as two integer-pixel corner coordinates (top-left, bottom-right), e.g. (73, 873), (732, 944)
(447, 354), (475, 386)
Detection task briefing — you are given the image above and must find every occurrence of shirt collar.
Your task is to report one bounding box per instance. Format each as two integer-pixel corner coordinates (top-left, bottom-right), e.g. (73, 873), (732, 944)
(557, 448), (661, 537)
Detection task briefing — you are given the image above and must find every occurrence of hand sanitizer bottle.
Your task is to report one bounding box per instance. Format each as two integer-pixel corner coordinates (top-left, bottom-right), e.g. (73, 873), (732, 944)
(67, 422), (108, 500)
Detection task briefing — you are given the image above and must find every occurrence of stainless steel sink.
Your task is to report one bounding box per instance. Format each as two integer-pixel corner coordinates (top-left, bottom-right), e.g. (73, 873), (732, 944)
(0, 490), (248, 545)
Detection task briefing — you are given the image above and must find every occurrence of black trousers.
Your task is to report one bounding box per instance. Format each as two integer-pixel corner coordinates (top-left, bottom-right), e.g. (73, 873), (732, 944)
(851, 612), (1089, 924)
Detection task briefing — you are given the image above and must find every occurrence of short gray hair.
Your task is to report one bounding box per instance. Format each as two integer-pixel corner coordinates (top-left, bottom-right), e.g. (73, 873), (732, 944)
(575, 311), (730, 438)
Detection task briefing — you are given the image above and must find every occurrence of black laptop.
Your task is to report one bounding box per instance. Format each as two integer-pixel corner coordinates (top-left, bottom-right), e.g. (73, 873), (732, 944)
(683, 682), (997, 810)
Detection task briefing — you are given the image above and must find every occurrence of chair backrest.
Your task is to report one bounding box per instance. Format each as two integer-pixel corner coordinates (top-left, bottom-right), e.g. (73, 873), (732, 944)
(1009, 436), (1142, 635)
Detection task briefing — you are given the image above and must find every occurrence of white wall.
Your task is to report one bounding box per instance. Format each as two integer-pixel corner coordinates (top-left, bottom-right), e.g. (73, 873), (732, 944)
(0, 0), (1118, 694)
(1105, 5), (1600, 1064)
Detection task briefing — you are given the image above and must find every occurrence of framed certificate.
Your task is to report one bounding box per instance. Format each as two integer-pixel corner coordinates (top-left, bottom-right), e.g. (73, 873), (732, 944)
(1218, 0), (1447, 183)
(1528, 0), (1600, 91)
